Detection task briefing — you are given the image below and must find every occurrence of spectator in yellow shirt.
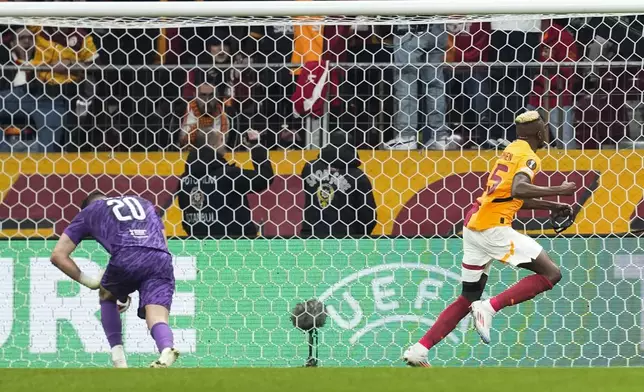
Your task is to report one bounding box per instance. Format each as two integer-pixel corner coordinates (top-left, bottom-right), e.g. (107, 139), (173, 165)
(0, 26), (98, 153)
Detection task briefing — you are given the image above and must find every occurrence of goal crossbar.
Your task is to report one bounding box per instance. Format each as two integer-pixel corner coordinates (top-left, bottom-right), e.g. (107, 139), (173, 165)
(1, 0), (644, 18)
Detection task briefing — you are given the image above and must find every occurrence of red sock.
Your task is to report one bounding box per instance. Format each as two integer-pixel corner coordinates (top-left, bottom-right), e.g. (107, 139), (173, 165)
(419, 296), (471, 349)
(489, 274), (553, 312)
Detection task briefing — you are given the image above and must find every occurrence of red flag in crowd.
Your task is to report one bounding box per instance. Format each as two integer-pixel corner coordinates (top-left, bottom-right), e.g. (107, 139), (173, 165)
(291, 25), (351, 117)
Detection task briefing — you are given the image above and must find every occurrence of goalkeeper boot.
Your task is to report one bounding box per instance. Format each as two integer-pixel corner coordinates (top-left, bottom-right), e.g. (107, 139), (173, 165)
(470, 300), (494, 344)
(111, 345), (128, 368)
(150, 347), (180, 368)
(402, 342), (430, 367)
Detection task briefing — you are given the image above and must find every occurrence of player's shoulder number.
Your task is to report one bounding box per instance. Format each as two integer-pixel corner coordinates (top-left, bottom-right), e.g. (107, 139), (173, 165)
(106, 196), (147, 222)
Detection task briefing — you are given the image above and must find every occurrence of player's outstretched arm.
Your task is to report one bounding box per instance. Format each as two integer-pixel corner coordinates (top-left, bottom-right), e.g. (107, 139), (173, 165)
(511, 173), (577, 199)
(521, 198), (573, 215)
(50, 234), (102, 290)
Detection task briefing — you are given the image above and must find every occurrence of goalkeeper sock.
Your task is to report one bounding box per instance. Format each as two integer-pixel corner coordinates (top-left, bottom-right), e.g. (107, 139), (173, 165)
(150, 322), (174, 353)
(100, 300), (123, 348)
(489, 274), (554, 312)
(418, 295), (471, 349)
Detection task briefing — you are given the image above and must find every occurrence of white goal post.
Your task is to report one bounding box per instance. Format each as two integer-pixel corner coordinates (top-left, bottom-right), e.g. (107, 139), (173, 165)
(0, 0), (643, 25)
(1, 0), (644, 17)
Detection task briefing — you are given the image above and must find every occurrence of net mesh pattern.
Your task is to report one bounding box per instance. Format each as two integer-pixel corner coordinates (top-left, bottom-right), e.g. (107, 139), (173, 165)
(0, 10), (642, 368)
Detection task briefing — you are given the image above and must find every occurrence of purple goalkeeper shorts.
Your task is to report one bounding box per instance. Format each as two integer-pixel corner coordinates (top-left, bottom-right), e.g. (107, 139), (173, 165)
(100, 247), (175, 319)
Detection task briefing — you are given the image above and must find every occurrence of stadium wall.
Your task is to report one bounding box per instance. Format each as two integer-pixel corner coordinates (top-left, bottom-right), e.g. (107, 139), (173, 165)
(0, 150), (642, 239)
(0, 237), (642, 368)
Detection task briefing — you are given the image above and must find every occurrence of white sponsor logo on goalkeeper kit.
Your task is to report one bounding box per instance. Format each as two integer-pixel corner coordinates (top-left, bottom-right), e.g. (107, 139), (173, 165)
(318, 263), (470, 345)
(129, 229), (148, 238)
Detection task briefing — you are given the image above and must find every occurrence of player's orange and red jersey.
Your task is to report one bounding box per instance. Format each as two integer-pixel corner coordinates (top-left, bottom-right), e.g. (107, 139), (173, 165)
(465, 140), (541, 231)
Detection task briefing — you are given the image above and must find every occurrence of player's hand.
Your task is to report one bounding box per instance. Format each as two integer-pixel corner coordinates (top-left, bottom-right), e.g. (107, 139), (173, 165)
(557, 181), (577, 195)
(79, 269), (103, 290)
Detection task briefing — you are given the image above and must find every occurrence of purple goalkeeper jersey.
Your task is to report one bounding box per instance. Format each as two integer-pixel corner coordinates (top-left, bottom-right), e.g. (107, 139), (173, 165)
(63, 196), (169, 256)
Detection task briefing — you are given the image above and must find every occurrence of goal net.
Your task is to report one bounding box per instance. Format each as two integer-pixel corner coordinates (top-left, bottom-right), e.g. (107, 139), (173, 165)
(0, 0), (643, 368)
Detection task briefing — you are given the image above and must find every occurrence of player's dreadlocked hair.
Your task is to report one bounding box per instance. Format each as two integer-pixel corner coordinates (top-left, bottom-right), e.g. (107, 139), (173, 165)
(81, 191), (106, 210)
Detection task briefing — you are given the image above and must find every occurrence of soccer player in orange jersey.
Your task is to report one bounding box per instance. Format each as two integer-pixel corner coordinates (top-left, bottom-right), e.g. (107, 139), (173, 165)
(403, 111), (577, 366)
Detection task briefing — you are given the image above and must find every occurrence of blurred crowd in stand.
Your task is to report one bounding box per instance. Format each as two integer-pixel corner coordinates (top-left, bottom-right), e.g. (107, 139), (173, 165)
(0, 0), (643, 154)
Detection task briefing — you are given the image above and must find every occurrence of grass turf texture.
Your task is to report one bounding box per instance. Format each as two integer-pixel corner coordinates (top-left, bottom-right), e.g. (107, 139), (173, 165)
(1, 368), (643, 392)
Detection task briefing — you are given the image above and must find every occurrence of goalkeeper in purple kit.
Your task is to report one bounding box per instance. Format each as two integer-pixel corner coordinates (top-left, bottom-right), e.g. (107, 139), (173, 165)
(50, 193), (179, 368)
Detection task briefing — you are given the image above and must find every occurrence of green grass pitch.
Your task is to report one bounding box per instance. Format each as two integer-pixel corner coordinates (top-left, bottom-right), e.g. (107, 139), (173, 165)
(1, 368), (643, 392)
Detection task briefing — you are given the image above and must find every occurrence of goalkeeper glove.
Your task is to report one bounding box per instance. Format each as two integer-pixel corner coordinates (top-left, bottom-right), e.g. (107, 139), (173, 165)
(550, 205), (575, 234)
(78, 269), (104, 290)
